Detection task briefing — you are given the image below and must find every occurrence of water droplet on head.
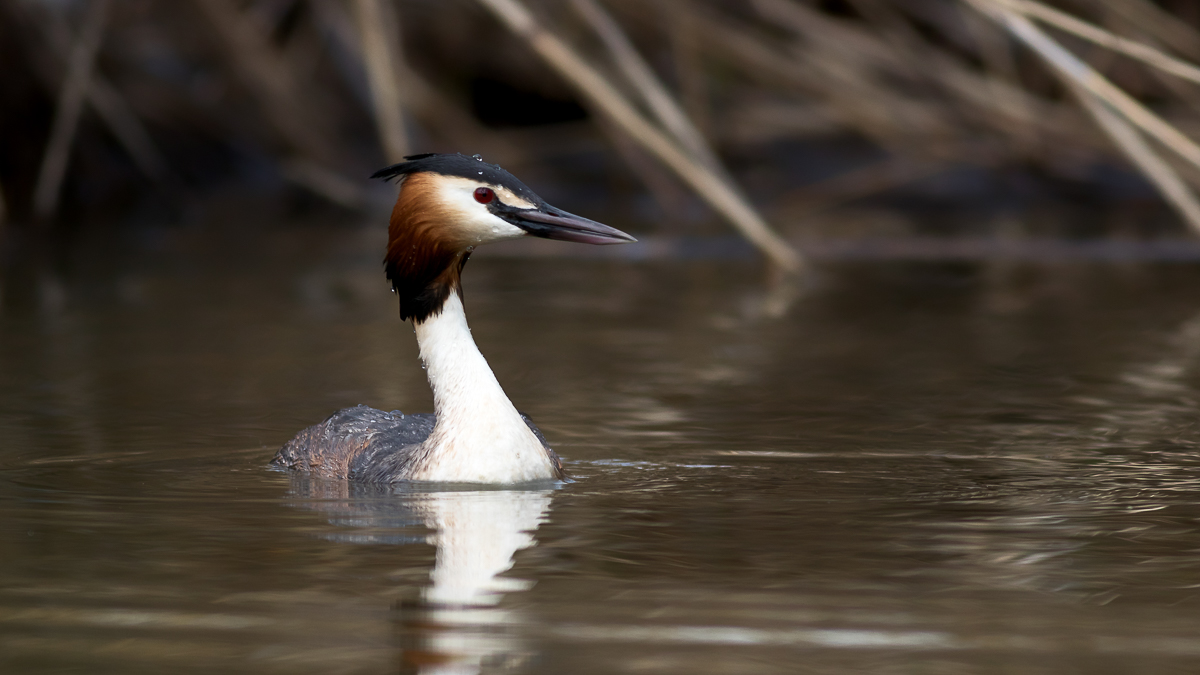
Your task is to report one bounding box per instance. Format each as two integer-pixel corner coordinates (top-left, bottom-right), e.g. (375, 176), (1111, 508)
(472, 154), (483, 161)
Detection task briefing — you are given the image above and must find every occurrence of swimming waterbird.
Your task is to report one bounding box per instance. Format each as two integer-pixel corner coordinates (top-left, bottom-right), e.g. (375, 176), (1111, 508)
(273, 153), (635, 483)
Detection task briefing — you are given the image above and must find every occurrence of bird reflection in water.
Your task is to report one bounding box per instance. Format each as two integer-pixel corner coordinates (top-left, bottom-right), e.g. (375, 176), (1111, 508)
(287, 478), (555, 674)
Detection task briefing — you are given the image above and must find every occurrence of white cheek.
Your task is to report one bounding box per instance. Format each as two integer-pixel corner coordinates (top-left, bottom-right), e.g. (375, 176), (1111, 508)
(440, 187), (529, 243)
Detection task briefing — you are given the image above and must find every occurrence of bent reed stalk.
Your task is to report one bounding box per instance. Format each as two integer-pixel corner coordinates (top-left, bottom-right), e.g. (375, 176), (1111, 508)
(476, 0), (804, 273)
(9, 0), (1200, 246)
(965, 0), (1200, 233)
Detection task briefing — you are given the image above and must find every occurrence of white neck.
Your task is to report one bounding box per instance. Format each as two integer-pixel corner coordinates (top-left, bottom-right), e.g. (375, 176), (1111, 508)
(410, 292), (558, 483)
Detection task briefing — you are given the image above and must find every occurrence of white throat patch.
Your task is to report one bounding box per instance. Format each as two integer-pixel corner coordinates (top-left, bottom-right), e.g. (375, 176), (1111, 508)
(427, 175), (535, 245)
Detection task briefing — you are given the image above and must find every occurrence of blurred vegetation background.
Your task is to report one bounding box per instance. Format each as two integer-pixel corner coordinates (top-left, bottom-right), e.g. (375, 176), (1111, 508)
(4, 0), (1200, 264)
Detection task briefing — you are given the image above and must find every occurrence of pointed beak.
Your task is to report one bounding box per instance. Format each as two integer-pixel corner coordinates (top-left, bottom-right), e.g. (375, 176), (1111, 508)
(506, 204), (636, 245)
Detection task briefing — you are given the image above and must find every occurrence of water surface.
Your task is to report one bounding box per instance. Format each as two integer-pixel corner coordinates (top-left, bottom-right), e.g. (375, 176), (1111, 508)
(3, 225), (1200, 673)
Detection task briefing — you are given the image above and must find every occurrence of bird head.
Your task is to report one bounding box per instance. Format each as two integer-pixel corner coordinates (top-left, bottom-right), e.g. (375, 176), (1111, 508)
(373, 153), (635, 322)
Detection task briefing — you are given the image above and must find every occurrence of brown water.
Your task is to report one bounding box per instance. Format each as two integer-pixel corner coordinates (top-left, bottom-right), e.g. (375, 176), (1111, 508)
(4, 223), (1200, 674)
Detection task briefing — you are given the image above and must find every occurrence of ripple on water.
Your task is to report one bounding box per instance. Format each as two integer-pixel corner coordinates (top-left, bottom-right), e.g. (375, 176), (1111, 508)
(6, 257), (1200, 672)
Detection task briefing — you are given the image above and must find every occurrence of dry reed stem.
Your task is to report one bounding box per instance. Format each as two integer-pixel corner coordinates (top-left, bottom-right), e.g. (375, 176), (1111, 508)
(958, 2), (1022, 84)
(88, 81), (173, 185)
(351, 0), (409, 163)
(754, 0), (993, 143)
(30, 8), (173, 187)
(968, 0), (1200, 233)
(281, 158), (369, 210)
(664, 2), (711, 140)
(310, 0), (520, 163)
(723, 100), (839, 144)
(476, 0), (803, 273)
(598, 120), (690, 220)
(754, 0), (1092, 152)
(850, 0), (1060, 147)
(750, 1), (951, 142)
(194, 0), (367, 207)
(955, 3), (1037, 151)
(974, 1), (1200, 171)
(194, 0), (331, 161)
(1107, 0), (1200, 62)
(755, 0), (1108, 162)
(993, 0), (1200, 86)
(777, 156), (948, 216)
(1077, 88), (1200, 232)
(844, 0), (955, 88)
(570, 0), (722, 173)
(33, 0), (109, 220)
(679, 8), (884, 139)
(400, 77), (524, 162)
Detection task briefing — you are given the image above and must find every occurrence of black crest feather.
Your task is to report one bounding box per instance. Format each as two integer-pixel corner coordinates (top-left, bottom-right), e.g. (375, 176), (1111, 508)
(370, 153), (545, 207)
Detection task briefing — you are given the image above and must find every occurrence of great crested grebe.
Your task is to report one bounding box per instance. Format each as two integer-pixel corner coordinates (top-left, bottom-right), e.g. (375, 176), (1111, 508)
(272, 153), (635, 483)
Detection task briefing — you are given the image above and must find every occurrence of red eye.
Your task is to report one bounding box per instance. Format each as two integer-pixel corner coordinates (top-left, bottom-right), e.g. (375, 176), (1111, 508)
(473, 187), (495, 204)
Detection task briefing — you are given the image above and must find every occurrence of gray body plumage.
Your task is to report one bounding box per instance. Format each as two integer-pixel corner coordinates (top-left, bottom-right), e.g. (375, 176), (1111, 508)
(272, 405), (559, 483)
